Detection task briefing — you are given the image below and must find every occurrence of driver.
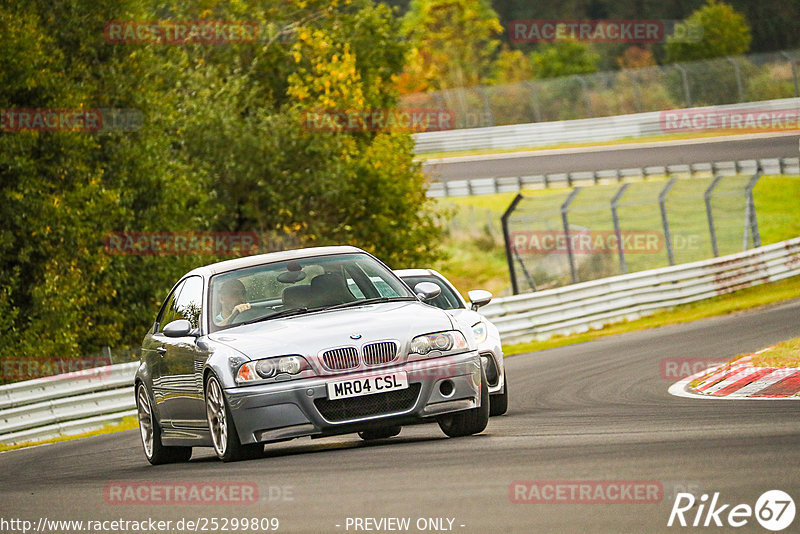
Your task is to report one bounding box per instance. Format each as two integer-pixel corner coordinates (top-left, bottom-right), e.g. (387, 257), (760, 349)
(216, 279), (251, 325)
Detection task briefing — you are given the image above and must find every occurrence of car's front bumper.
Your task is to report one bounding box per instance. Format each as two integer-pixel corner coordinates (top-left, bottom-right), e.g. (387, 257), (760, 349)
(478, 338), (504, 395)
(225, 351), (482, 445)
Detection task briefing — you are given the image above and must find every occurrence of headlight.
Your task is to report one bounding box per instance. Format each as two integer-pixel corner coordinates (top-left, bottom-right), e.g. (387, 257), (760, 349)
(236, 355), (311, 384)
(409, 330), (469, 356)
(472, 321), (488, 345)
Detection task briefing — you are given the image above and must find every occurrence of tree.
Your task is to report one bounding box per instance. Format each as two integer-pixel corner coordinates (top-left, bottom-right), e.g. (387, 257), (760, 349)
(401, 0), (504, 90)
(529, 41), (600, 79)
(665, 0), (751, 63)
(0, 0), (441, 361)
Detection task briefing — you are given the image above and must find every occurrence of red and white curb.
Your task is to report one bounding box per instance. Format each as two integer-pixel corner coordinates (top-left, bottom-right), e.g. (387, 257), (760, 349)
(669, 349), (800, 400)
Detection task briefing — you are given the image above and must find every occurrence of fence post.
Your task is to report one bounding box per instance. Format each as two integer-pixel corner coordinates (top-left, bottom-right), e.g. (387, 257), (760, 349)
(673, 65), (692, 107)
(704, 175), (723, 257)
(659, 177), (678, 265)
(477, 86), (495, 127)
(610, 183), (630, 274)
(561, 188), (582, 283)
(572, 75), (593, 117)
(781, 52), (799, 97)
(725, 57), (744, 102)
(744, 169), (763, 250)
(523, 81), (543, 122)
(502, 194), (525, 295)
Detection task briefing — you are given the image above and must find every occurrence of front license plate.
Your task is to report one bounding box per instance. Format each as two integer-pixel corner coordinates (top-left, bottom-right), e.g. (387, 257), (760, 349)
(326, 372), (409, 400)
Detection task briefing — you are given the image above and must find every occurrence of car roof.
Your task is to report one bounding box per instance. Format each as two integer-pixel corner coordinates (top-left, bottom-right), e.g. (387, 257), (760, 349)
(186, 245), (367, 277)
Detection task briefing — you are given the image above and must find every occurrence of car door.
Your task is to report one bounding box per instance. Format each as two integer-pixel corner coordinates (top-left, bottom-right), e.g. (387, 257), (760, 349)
(143, 278), (186, 423)
(153, 276), (210, 429)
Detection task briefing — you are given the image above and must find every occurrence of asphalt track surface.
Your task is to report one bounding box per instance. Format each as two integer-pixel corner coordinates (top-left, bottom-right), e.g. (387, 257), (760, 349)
(1, 299), (799, 533)
(422, 132), (800, 182)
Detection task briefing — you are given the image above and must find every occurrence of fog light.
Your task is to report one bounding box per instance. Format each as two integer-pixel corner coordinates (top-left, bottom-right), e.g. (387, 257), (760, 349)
(439, 380), (455, 397)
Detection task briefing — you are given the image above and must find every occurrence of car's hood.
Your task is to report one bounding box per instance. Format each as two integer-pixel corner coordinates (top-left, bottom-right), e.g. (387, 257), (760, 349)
(207, 301), (455, 360)
(447, 308), (483, 329)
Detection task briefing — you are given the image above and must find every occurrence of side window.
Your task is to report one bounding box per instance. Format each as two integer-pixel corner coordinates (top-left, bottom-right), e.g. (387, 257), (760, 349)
(173, 276), (204, 330)
(156, 280), (186, 332)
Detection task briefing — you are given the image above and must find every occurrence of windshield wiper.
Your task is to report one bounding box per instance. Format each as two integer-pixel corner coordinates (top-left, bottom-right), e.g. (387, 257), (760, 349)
(320, 296), (416, 311)
(237, 307), (311, 326)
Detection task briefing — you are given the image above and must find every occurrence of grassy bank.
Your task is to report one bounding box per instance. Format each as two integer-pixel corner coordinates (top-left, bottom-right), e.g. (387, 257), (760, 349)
(752, 337), (800, 367)
(501, 274), (800, 356)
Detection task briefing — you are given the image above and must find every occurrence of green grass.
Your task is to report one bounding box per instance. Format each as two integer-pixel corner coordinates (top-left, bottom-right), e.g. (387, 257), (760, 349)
(752, 337), (800, 368)
(502, 274), (800, 356)
(0, 416), (139, 452)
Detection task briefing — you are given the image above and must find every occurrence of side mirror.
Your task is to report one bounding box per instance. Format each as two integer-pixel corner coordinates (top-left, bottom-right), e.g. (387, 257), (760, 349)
(414, 281), (441, 301)
(468, 289), (492, 311)
(162, 319), (195, 338)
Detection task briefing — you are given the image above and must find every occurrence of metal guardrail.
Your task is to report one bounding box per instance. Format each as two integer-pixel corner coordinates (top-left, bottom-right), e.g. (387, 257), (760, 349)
(481, 237), (800, 345)
(1, 238), (798, 444)
(413, 97), (800, 154)
(0, 362), (138, 445)
(427, 157), (800, 198)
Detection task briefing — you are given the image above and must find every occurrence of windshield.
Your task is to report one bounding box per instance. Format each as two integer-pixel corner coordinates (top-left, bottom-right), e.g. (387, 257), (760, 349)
(208, 253), (414, 331)
(400, 275), (464, 311)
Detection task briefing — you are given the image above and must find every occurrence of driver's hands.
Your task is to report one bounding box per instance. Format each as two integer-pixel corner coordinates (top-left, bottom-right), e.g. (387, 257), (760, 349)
(232, 303), (251, 314)
(220, 303), (251, 325)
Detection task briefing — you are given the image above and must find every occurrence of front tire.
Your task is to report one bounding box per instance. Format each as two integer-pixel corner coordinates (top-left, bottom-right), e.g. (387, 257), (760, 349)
(437, 363), (490, 437)
(205, 375), (262, 462)
(136, 383), (192, 465)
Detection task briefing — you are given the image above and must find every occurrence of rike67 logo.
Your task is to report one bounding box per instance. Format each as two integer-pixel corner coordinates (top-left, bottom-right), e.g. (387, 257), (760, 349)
(668, 490), (795, 531)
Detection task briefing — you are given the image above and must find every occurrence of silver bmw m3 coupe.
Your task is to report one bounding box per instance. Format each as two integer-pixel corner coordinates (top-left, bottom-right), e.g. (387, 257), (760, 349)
(135, 246), (489, 463)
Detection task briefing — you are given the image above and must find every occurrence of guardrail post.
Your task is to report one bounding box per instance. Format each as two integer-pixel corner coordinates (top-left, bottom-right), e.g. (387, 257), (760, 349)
(561, 188), (582, 283)
(502, 193), (525, 295)
(744, 169), (763, 250)
(704, 175), (723, 257)
(610, 183), (630, 274)
(659, 177), (678, 265)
